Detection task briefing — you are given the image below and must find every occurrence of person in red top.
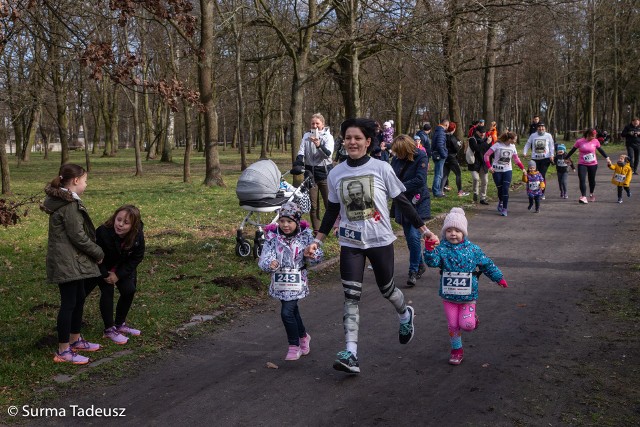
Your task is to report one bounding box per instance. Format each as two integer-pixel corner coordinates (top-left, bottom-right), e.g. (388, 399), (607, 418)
(564, 128), (611, 204)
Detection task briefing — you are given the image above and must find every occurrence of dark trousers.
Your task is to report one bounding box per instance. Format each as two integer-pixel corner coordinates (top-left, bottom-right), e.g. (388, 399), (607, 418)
(534, 158), (551, 193)
(309, 179), (329, 232)
(617, 186), (631, 198)
(557, 170), (568, 195)
(626, 144), (640, 173)
(443, 157), (462, 192)
(85, 277), (137, 329)
(280, 299), (306, 346)
(577, 164), (598, 197)
(57, 279), (88, 343)
(492, 170), (513, 209)
(528, 195), (541, 210)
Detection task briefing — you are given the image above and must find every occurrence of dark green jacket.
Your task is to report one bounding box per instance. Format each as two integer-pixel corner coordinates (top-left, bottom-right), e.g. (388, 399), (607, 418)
(41, 185), (104, 284)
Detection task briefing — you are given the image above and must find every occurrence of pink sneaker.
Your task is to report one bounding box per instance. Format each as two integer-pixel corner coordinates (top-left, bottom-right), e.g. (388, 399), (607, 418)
(285, 345), (301, 361)
(299, 334), (311, 356)
(53, 348), (90, 365)
(70, 337), (101, 352)
(116, 323), (141, 336)
(103, 326), (128, 345)
(448, 348), (464, 365)
(588, 194), (596, 202)
(579, 196), (588, 204)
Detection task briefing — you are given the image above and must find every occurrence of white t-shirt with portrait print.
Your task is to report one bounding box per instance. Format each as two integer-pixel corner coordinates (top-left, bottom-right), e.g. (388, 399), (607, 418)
(327, 158), (405, 249)
(491, 143), (518, 172)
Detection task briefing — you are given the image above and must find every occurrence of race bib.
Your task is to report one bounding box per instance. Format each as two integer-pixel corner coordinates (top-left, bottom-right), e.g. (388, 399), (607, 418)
(272, 268), (304, 292)
(528, 181), (540, 191)
(338, 222), (364, 245)
(533, 152), (546, 159)
(556, 159), (566, 167)
(441, 271), (473, 296)
(614, 173), (626, 183)
(582, 152), (596, 162)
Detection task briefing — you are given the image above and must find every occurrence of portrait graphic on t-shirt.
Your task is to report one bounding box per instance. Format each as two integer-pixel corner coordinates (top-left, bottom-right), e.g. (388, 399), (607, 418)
(494, 148), (512, 170)
(534, 139), (546, 154)
(341, 176), (375, 221)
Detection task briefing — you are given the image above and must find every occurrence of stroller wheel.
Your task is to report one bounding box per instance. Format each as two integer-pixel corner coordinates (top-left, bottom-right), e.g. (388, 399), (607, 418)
(253, 242), (263, 259)
(235, 240), (252, 257)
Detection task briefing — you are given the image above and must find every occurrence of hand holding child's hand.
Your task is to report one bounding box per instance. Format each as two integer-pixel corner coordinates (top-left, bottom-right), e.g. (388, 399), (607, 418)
(424, 237), (438, 251)
(269, 260), (280, 270)
(498, 278), (508, 288)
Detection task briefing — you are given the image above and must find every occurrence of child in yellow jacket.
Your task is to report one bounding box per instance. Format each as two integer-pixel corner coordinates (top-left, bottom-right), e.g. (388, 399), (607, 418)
(608, 155), (632, 203)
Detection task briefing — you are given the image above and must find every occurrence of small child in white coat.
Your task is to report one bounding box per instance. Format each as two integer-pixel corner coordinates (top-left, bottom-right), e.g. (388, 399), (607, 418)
(258, 202), (323, 360)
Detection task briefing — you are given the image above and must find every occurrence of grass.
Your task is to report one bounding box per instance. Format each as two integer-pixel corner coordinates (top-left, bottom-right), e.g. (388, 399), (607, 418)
(0, 144), (499, 412)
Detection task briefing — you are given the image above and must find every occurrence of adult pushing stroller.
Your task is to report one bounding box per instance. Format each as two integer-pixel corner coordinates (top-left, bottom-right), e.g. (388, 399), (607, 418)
(235, 159), (312, 258)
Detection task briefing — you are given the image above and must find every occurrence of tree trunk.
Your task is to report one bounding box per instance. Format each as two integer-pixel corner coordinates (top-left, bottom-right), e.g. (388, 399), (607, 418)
(482, 21), (497, 123)
(0, 128), (10, 194)
(183, 103), (192, 183)
(161, 108), (173, 162)
(200, 0), (224, 187)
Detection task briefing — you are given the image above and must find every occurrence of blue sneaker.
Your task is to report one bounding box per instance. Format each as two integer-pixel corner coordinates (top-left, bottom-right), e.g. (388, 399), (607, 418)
(500, 209), (508, 217)
(333, 350), (360, 373)
(399, 306), (415, 344)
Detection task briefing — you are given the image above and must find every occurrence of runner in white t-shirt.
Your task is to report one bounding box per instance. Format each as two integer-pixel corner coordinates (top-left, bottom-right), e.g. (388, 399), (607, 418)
(304, 118), (439, 374)
(483, 131), (525, 217)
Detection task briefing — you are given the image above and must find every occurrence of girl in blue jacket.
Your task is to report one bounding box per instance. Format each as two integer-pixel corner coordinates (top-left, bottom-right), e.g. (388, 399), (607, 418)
(424, 208), (508, 365)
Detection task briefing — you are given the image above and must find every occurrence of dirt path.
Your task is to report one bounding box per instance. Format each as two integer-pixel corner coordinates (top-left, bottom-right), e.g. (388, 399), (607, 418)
(31, 157), (640, 426)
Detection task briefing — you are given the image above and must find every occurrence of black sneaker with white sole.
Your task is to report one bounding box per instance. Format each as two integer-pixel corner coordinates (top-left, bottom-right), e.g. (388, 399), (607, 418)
(416, 263), (427, 279)
(406, 271), (417, 287)
(399, 306), (415, 344)
(333, 350), (360, 373)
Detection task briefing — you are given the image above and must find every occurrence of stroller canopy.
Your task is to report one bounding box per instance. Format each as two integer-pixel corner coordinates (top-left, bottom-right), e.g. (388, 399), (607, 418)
(236, 159), (282, 202)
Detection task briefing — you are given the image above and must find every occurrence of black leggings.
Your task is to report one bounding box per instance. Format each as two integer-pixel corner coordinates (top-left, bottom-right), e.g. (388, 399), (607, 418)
(85, 277), (137, 329)
(577, 164), (598, 197)
(339, 244), (407, 344)
(443, 158), (462, 192)
(57, 279), (88, 343)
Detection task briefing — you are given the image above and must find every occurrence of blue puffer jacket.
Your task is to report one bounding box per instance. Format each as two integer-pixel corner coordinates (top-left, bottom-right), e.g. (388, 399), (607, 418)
(391, 148), (431, 222)
(423, 239), (503, 302)
(430, 125), (448, 160)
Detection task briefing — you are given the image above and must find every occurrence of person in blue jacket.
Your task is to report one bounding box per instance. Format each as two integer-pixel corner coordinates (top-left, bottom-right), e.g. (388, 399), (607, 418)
(430, 118), (449, 197)
(391, 134), (430, 287)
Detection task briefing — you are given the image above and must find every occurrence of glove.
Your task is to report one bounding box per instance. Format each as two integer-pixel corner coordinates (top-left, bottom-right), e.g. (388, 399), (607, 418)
(424, 238), (437, 251)
(498, 278), (508, 288)
(540, 181), (546, 190)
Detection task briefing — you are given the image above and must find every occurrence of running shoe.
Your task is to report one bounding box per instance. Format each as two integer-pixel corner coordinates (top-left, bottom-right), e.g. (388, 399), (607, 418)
(541, 195), (546, 200)
(480, 199), (489, 205)
(579, 196), (588, 204)
(406, 271), (417, 287)
(497, 201), (503, 212)
(588, 194), (596, 202)
(416, 263), (427, 279)
(116, 323), (141, 336)
(618, 198), (623, 204)
(53, 348), (90, 365)
(534, 208), (539, 213)
(333, 350), (360, 373)
(103, 326), (128, 345)
(285, 345), (301, 361)
(448, 348), (464, 365)
(458, 191), (469, 197)
(300, 334), (311, 356)
(70, 337), (101, 352)
(500, 209), (508, 217)
(399, 306), (415, 344)
(443, 186), (452, 192)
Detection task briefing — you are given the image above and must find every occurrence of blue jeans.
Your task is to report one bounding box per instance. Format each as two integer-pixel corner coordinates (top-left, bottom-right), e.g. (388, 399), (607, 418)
(280, 299), (306, 346)
(492, 170), (513, 209)
(432, 158), (446, 196)
(402, 222), (423, 273)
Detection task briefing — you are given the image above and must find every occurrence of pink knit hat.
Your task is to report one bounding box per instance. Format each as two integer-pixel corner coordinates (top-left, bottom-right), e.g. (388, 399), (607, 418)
(441, 207), (468, 239)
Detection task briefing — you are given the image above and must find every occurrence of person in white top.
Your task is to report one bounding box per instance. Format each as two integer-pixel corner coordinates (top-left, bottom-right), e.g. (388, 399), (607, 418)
(294, 113), (335, 232)
(304, 117), (439, 374)
(523, 122), (555, 199)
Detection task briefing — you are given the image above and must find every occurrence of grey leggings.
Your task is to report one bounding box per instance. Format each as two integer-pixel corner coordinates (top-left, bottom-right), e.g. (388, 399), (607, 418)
(339, 244), (406, 344)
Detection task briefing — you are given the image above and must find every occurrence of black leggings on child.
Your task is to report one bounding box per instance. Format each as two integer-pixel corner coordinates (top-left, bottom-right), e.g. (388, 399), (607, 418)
(85, 277), (137, 329)
(57, 279), (88, 343)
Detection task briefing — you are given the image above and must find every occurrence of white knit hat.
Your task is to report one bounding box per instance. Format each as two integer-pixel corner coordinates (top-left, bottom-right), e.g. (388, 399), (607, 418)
(441, 207), (468, 239)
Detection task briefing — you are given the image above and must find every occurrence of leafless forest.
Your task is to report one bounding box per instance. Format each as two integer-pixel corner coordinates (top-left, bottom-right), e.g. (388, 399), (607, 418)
(0, 0), (638, 192)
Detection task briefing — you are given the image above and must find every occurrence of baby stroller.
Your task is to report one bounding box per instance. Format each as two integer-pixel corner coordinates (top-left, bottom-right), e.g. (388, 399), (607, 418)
(235, 159), (313, 258)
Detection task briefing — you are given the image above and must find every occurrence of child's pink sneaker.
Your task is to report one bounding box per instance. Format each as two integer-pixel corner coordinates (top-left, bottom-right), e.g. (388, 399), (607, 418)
(116, 323), (141, 336)
(588, 194), (596, 202)
(299, 334), (311, 356)
(448, 348), (464, 365)
(70, 337), (101, 352)
(53, 348), (89, 365)
(103, 326), (128, 345)
(285, 345), (301, 361)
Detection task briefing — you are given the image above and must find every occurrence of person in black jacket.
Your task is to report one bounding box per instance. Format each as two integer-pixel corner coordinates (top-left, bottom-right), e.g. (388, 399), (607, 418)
(467, 126), (492, 204)
(85, 205), (145, 345)
(442, 122), (469, 197)
(621, 118), (640, 174)
(528, 116), (541, 135)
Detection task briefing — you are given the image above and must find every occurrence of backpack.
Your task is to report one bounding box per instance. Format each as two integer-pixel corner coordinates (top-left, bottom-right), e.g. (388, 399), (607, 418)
(465, 139), (476, 164)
